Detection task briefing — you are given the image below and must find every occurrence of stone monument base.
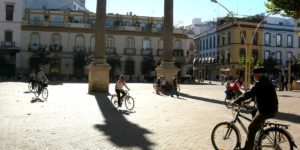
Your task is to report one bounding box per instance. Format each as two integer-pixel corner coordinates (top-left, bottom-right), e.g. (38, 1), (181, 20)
(156, 61), (179, 83)
(88, 59), (111, 93)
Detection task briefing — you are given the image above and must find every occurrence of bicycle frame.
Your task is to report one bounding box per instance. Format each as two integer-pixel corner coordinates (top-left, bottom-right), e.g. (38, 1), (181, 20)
(232, 109), (252, 135)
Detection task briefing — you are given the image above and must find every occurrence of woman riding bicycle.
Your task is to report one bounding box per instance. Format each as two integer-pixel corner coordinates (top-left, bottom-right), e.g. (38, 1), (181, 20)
(115, 75), (130, 107)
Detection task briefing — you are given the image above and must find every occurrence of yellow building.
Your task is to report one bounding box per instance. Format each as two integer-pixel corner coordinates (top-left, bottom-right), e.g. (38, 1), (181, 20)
(216, 21), (263, 81)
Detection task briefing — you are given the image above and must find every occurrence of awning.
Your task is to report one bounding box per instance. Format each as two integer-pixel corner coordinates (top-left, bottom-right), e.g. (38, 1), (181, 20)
(220, 68), (230, 72)
(193, 58), (199, 65)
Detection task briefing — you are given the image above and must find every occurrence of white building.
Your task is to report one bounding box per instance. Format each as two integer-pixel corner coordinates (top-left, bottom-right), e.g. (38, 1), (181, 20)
(262, 17), (299, 70)
(0, 0), (24, 78)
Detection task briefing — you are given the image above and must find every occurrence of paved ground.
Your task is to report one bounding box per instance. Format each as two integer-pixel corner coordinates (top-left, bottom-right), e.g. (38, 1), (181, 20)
(0, 81), (299, 150)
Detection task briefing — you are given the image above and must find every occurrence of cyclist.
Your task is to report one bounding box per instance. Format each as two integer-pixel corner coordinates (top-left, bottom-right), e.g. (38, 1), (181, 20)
(229, 66), (278, 150)
(36, 67), (48, 95)
(115, 75), (130, 107)
(231, 76), (244, 97)
(29, 70), (36, 88)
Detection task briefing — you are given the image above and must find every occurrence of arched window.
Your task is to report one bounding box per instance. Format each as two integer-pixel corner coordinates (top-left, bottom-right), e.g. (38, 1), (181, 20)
(126, 37), (135, 48)
(106, 37), (115, 48)
(158, 39), (163, 49)
(142, 39), (151, 49)
(174, 40), (182, 49)
(30, 33), (40, 46)
(51, 33), (61, 45)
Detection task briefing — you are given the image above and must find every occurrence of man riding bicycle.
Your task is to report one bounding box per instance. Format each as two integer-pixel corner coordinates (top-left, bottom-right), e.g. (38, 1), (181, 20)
(36, 67), (48, 95)
(229, 66), (278, 150)
(115, 75), (130, 107)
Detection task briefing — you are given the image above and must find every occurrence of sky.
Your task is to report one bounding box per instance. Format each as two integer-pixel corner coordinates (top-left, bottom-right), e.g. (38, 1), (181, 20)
(85, 0), (269, 26)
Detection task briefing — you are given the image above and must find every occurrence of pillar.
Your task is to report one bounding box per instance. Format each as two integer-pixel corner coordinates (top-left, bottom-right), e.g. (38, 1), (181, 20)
(156, 0), (179, 83)
(88, 0), (111, 93)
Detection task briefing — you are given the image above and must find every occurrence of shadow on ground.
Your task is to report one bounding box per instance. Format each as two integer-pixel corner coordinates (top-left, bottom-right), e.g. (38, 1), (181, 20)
(179, 92), (225, 105)
(92, 93), (155, 150)
(276, 112), (300, 124)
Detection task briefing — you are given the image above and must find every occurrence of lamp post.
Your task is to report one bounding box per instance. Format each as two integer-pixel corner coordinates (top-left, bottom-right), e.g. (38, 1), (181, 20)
(211, 0), (271, 88)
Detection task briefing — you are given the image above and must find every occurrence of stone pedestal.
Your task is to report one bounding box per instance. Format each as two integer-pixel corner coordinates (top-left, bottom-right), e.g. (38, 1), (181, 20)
(156, 62), (179, 83)
(88, 59), (111, 93)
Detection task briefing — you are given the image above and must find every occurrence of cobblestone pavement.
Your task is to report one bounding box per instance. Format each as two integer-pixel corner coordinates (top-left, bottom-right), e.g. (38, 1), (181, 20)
(0, 82), (299, 150)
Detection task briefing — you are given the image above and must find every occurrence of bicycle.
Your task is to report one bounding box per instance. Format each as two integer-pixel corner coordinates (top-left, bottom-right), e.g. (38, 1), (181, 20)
(211, 104), (297, 150)
(28, 80), (38, 92)
(34, 81), (49, 100)
(224, 89), (256, 110)
(111, 90), (135, 110)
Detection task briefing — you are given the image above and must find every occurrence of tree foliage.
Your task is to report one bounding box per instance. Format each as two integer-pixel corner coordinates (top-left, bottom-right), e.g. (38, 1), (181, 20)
(265, 0), (300, 19)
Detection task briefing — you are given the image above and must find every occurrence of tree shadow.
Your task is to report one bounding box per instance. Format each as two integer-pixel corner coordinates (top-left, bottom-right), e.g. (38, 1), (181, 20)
(179, 92), (225, 105)
(275, 112), (300, 124)
(92, 93), (155, 150)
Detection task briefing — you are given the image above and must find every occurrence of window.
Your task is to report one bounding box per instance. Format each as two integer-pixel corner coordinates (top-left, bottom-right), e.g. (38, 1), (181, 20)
(106, 37), (115, 48)
(206, 39), (208, 49)
(5, 31), (13, 42)
(6, 5), (14, 21)
(276, 34), (282, 46)
(213, 36), (216, 48)
(142, 39), (151, 49)
(217, 35), (220, 47)
(252, 49), (258, 63)
(239, 48), (245, 57)
(240, 31), (246, 44)
(51, 34), (61, 45)
(174, 40), (182, 49)
(228, 31), (231, 44)
(75, 35), (85, 49)
(222, 33), (225, 46)
(253, 32), (258, 45)
(227, 50), (231, 63)
(287, 52), (292, 60)
(264, 33), (270, 45)
(299, 36), (300, 48)
(158, 40), (164, 49)
(30, 33), (40, 46)
(126, 37), (135, 48)
(287, 35), (293, 47)
(199, 40), (201, 50)
(276, 51), (282, 64)
(209, 37), (212, 49)
(264, 51), (270, 60)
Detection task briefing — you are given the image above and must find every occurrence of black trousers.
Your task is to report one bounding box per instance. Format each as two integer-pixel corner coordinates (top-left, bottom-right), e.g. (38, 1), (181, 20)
(115, 89), (126, 106)
(243, 112), (277, 149)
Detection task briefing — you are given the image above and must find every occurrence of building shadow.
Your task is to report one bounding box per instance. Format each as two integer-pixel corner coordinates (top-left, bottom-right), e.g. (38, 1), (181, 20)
(92, 93), (155, 150)
(179, 92), (225, 105)
(275, 112), (300, 124)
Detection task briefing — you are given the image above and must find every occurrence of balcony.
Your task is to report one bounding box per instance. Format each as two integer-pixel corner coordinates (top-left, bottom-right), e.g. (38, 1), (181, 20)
(157, 49), (163, 56)
(124, 48), (136, 55)
(29, 20), (44, 26)
(50, 44), (62, 52)
(141, 48), (152, 56)
(49, 21), (64, 27)
(1, 41), (16, 48)
(106, 47), (116, 55)
(173, 49), (184, 57)
(73, 45), (86, 53)
(28, 44), (41, 52)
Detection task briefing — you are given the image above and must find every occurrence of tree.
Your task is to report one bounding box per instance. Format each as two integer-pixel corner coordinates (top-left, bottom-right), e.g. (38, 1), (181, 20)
(265, 0), (300, 19)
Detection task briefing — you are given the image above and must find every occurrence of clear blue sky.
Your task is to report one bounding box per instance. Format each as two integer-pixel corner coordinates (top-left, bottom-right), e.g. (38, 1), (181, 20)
(86, 0), (268, 26)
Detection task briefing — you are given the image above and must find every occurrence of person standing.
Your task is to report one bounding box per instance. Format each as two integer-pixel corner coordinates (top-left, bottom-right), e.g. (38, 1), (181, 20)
(171, 75), (179, 98)
(230, 67), (278, 150)
(115, 75), (130, 107)
(283, 73), (288, 91)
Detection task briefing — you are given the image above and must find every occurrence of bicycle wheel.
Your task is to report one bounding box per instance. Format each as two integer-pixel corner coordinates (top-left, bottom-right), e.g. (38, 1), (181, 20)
(42, 88), (48, 100)
(125, 96), (135, 110)
(28, 82), (33, 91)
(211, 122), (241, 150)
(110, 95), (119, 108)
(34, 85), (40, 97)
(257, 128), (294, 150)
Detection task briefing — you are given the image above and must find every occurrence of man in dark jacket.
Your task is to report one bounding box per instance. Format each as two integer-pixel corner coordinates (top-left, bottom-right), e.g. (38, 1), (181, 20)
(230, 66), (278, 150)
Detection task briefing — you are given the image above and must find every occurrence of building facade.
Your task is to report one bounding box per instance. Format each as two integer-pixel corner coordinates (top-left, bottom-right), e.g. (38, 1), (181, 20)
(25, 0), (86, 11)
(20, 10), (189, 81)
(262, 17), (299, 71)
(0, 0), (24, 78)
